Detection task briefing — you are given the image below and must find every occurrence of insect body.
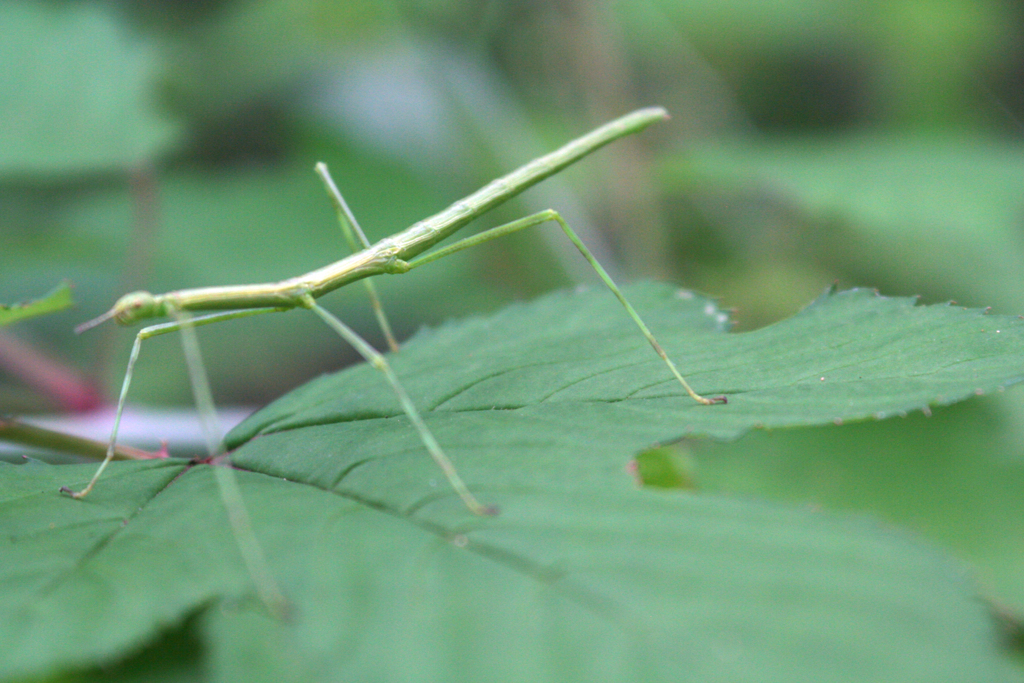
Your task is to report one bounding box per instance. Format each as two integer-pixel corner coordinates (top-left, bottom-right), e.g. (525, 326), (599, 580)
(66, 107), (725, 519)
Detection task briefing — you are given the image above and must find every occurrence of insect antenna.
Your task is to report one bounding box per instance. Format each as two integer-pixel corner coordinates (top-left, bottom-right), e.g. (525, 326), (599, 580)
(75, 308), (116, 334)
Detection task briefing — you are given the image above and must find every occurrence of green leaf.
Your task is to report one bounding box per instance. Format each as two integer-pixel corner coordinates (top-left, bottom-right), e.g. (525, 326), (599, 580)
(231, 282), (1024, 448)
(3, 283), (1023, 682)
(686, 399), (1024, 610)
(0, 2), (180, 178)
(678, 135), (1024, 312)
(0, 282), (72, 328)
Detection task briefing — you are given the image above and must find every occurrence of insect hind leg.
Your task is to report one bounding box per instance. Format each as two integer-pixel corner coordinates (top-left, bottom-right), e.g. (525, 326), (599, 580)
(403, 209), (726, 405)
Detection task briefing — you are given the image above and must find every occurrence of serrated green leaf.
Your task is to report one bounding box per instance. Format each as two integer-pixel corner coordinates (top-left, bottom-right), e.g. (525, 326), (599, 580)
(231, 283), (1024, 449)
(0, 282), (72, 327)
(3, 283), (1023, 682)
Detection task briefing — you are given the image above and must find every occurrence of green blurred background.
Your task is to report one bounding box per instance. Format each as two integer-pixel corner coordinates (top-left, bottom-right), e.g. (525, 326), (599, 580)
(2, 0), (1023, 613)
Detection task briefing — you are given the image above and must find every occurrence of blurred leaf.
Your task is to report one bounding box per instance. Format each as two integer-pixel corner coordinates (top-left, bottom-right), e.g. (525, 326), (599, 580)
(0, 282), (72, 328)
(624, 0), (864, 50)
(691, 397), (1024, 612)
(632, 444), (698, 489)
(622, 0), (1012, 128)
(0, 1), (180, 178)
(159, 0), (398, 120)
(676, 134), (1024, 311)
(4, 283), (1024, 681)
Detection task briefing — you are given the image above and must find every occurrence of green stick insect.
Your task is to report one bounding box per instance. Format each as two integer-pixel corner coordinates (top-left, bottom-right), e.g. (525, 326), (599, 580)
(64, 108), (725, 606)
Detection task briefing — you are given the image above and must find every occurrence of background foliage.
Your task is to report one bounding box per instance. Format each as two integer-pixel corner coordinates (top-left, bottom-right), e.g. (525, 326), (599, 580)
(1, 0), (1023, 677)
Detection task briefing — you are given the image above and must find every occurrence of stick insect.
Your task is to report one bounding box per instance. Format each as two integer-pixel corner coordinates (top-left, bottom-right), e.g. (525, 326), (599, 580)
(64, 107), (725, 522)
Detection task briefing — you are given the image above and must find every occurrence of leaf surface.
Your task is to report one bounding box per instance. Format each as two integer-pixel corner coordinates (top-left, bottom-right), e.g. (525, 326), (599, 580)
(3, 283), (1023, 682)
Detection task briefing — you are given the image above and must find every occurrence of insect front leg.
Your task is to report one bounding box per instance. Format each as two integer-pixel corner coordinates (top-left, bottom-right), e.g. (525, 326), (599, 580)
(61, 309), (282, 499)
(63, 307), (288, 615)
(60, 321), (166, 499)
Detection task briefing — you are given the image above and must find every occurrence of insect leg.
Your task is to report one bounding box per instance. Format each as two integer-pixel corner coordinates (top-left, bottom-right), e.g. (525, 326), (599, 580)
(301, 294), (496, 516)
(315, 162), (400, 352)
(404, 210), (726, 405)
